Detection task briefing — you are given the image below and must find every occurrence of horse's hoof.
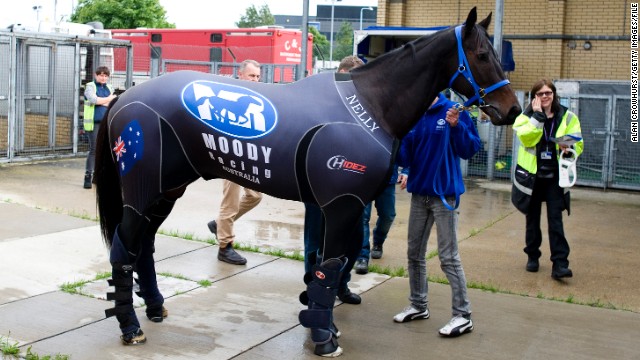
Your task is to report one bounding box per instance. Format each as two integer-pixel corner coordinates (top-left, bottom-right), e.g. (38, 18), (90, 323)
(121, 329), (146, 345)
(314, 336), (342, 357)
(146, 305), (168, 322)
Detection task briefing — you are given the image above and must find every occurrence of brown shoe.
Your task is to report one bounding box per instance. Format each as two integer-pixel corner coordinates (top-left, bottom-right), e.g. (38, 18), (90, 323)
(218, 244), (247, 265)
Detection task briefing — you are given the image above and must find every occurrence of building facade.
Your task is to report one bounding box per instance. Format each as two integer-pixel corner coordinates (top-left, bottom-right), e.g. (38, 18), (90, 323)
(376, 0), (630, 92)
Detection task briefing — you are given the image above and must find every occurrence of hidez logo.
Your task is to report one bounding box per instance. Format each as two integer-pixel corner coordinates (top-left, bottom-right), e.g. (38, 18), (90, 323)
(326, 155), (367, 174)
(436, 118), (447, 131)
(181, 81), (277, 139)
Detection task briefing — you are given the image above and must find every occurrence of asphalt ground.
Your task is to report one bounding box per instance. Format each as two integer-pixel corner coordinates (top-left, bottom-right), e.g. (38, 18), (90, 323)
(1, 158), (639, 359)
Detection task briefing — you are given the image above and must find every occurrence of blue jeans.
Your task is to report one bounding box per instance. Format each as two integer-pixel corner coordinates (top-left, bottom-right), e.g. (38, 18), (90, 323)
(303, 203), (351, 290)
(406, 194), (471, 317)
(360, 183), (396, 260)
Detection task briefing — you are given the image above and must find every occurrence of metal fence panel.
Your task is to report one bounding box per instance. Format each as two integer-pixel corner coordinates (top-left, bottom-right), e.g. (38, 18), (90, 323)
(566, 95), (611, 187)
(611, 96), (636, 189)
(0, 34), (10, 159)
(0, 31), (131, 163)
(510, 94), (638, 191)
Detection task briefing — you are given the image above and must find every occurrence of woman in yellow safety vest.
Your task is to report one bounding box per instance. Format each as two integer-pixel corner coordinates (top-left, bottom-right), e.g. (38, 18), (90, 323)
(83, 66), (116, 189)
(511, 78), (583, 280)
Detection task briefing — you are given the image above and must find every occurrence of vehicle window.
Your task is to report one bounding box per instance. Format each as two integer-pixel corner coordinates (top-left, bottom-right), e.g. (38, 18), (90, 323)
(210, 33), (222, 43)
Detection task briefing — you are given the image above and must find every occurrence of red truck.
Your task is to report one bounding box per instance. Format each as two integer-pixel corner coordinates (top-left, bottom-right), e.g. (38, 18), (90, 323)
(111, 27), (313, 83)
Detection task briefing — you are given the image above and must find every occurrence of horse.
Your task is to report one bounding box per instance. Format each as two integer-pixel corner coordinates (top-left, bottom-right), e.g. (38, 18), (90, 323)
(94, 7), (521, 357)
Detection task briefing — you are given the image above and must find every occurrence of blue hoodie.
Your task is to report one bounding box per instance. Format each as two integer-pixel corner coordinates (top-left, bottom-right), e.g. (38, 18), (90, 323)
(397, 94), (481, 197)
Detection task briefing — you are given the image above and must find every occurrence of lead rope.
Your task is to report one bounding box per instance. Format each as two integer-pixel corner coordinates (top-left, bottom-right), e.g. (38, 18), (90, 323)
(432, 122), (462, 211)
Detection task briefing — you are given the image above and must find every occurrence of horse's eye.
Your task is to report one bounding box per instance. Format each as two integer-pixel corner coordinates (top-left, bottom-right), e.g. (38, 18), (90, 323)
(478, 52), (489, 62)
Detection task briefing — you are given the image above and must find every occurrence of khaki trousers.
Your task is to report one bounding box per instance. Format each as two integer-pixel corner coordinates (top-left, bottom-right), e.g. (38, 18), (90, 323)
(216, 180), (262, 247)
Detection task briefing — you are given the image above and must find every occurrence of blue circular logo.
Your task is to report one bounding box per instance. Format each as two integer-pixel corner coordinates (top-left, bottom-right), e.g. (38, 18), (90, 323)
(181, 81), (278, 139)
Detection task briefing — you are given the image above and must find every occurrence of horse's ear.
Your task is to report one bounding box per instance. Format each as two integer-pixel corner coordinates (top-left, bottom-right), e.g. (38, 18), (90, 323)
(464, 7), (477, 35)
(478, 12), (492, 30)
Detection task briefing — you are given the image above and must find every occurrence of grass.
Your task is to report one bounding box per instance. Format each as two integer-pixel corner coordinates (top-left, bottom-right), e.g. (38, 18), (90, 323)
(0, 339), (71, 360)
(426, 210), (514, 260)
(59, 271), (112, 297)
(464, 210), (513, 239)
(368, 263), (406, 277)
(157, 228), (216, 245)
(0, 334), (19, 357)
(430, 275), (625, 311)
(163, 230), (631, 312)
(157, 271), (190, 281)
(25, 346), (70, 360)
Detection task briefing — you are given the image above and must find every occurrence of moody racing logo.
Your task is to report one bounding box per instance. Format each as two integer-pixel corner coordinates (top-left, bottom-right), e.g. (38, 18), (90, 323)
(182, 81), (278, 139)
(326, 155), (366, 174)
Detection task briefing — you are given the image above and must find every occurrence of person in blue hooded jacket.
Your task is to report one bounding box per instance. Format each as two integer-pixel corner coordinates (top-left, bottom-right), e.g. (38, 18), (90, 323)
(393, 93), (481, 338)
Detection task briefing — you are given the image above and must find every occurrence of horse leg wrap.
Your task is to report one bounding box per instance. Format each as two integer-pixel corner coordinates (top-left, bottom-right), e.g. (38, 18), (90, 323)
(134, 235), (165, 323)
(298, 257), (347, 355)
(105, 227), (141, 333)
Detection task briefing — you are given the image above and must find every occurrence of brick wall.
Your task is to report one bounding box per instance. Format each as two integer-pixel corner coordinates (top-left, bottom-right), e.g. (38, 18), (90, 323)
(377, 0), (630, 92)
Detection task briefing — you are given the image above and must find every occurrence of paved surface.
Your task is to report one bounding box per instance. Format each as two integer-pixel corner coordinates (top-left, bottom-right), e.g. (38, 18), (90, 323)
(1, 158), (639, 359)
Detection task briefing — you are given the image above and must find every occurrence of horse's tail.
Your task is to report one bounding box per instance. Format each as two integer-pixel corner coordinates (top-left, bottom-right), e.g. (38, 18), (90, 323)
(94, 97), (122, 249)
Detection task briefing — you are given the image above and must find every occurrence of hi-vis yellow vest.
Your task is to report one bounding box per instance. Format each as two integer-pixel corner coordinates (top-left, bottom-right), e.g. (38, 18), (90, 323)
(513, 109), (584, 175)
(83, 82), (114, 131)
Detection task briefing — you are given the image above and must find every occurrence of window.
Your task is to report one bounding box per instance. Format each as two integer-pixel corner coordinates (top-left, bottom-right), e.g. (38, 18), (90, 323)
(210, 33), (223, 43)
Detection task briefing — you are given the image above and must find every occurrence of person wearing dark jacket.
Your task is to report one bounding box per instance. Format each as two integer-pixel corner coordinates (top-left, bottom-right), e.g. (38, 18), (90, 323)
(83, 66), (116, 189)
(393, 93), (481, 337)
(512, 78), (583, 279)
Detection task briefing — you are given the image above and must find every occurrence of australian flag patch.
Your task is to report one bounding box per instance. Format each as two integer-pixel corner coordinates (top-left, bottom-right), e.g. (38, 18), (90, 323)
(113, 120), (144, 176)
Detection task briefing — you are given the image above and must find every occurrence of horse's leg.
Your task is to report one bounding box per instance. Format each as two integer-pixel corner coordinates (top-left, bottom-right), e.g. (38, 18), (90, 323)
(135, 189), (185, 323)
(106, 183), (190, 343)
(106, 207), (149, 345)
(299, 197), (364, 357)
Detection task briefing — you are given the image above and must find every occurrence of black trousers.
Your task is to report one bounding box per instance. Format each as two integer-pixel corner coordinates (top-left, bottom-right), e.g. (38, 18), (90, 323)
(524, 176), (570, 267)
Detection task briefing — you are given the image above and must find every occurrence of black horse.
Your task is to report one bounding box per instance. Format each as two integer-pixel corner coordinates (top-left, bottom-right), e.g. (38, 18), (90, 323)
(94, 8), (521, 357)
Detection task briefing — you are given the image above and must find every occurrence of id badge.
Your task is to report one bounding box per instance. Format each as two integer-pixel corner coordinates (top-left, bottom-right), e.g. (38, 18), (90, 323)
(541, 151), (552, 160)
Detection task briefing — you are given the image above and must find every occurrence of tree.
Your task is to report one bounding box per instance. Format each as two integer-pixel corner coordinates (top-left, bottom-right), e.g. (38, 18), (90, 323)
(308, 26), (329, 61)
(70, 0), (175, 29)
(236, 5), (275, 28)
(333, 21), (355, 61)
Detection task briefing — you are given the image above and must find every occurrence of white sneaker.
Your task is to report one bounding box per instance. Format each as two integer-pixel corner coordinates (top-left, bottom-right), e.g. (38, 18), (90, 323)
(438, 315), (473, 337)
(393, 306), (430, 323)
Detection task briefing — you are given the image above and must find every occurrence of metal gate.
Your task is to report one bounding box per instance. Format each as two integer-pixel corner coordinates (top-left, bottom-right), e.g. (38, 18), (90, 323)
(561, 94), (637, 190)
(0, 30), (131, 163)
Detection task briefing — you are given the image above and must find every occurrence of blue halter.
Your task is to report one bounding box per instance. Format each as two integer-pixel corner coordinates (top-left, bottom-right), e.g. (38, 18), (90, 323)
(448, 25), (510, 108)
(433, 25), (510, 211)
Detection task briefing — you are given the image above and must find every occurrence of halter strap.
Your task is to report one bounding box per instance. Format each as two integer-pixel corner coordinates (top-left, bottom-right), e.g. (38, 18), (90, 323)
(448, 25), (510, 108)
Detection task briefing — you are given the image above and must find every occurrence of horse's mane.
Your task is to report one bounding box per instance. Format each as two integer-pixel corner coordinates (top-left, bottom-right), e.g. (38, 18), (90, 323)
(348, 27), (458, 138)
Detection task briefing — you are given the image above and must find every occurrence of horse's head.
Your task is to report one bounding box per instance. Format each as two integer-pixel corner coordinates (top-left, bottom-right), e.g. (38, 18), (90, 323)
(448, 7), (521, 125)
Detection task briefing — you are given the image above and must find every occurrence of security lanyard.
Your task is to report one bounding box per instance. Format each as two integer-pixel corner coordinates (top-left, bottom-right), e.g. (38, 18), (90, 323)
(543, 116), (556, 152)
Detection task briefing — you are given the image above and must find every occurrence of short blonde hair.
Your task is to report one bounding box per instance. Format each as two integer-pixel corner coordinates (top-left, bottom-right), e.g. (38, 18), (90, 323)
(337, 55), (364, 72)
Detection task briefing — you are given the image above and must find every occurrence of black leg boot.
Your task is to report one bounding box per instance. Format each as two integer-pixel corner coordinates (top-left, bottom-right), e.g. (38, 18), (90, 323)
(105, 226), (145, 345)
(298, 257), (347, 357)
